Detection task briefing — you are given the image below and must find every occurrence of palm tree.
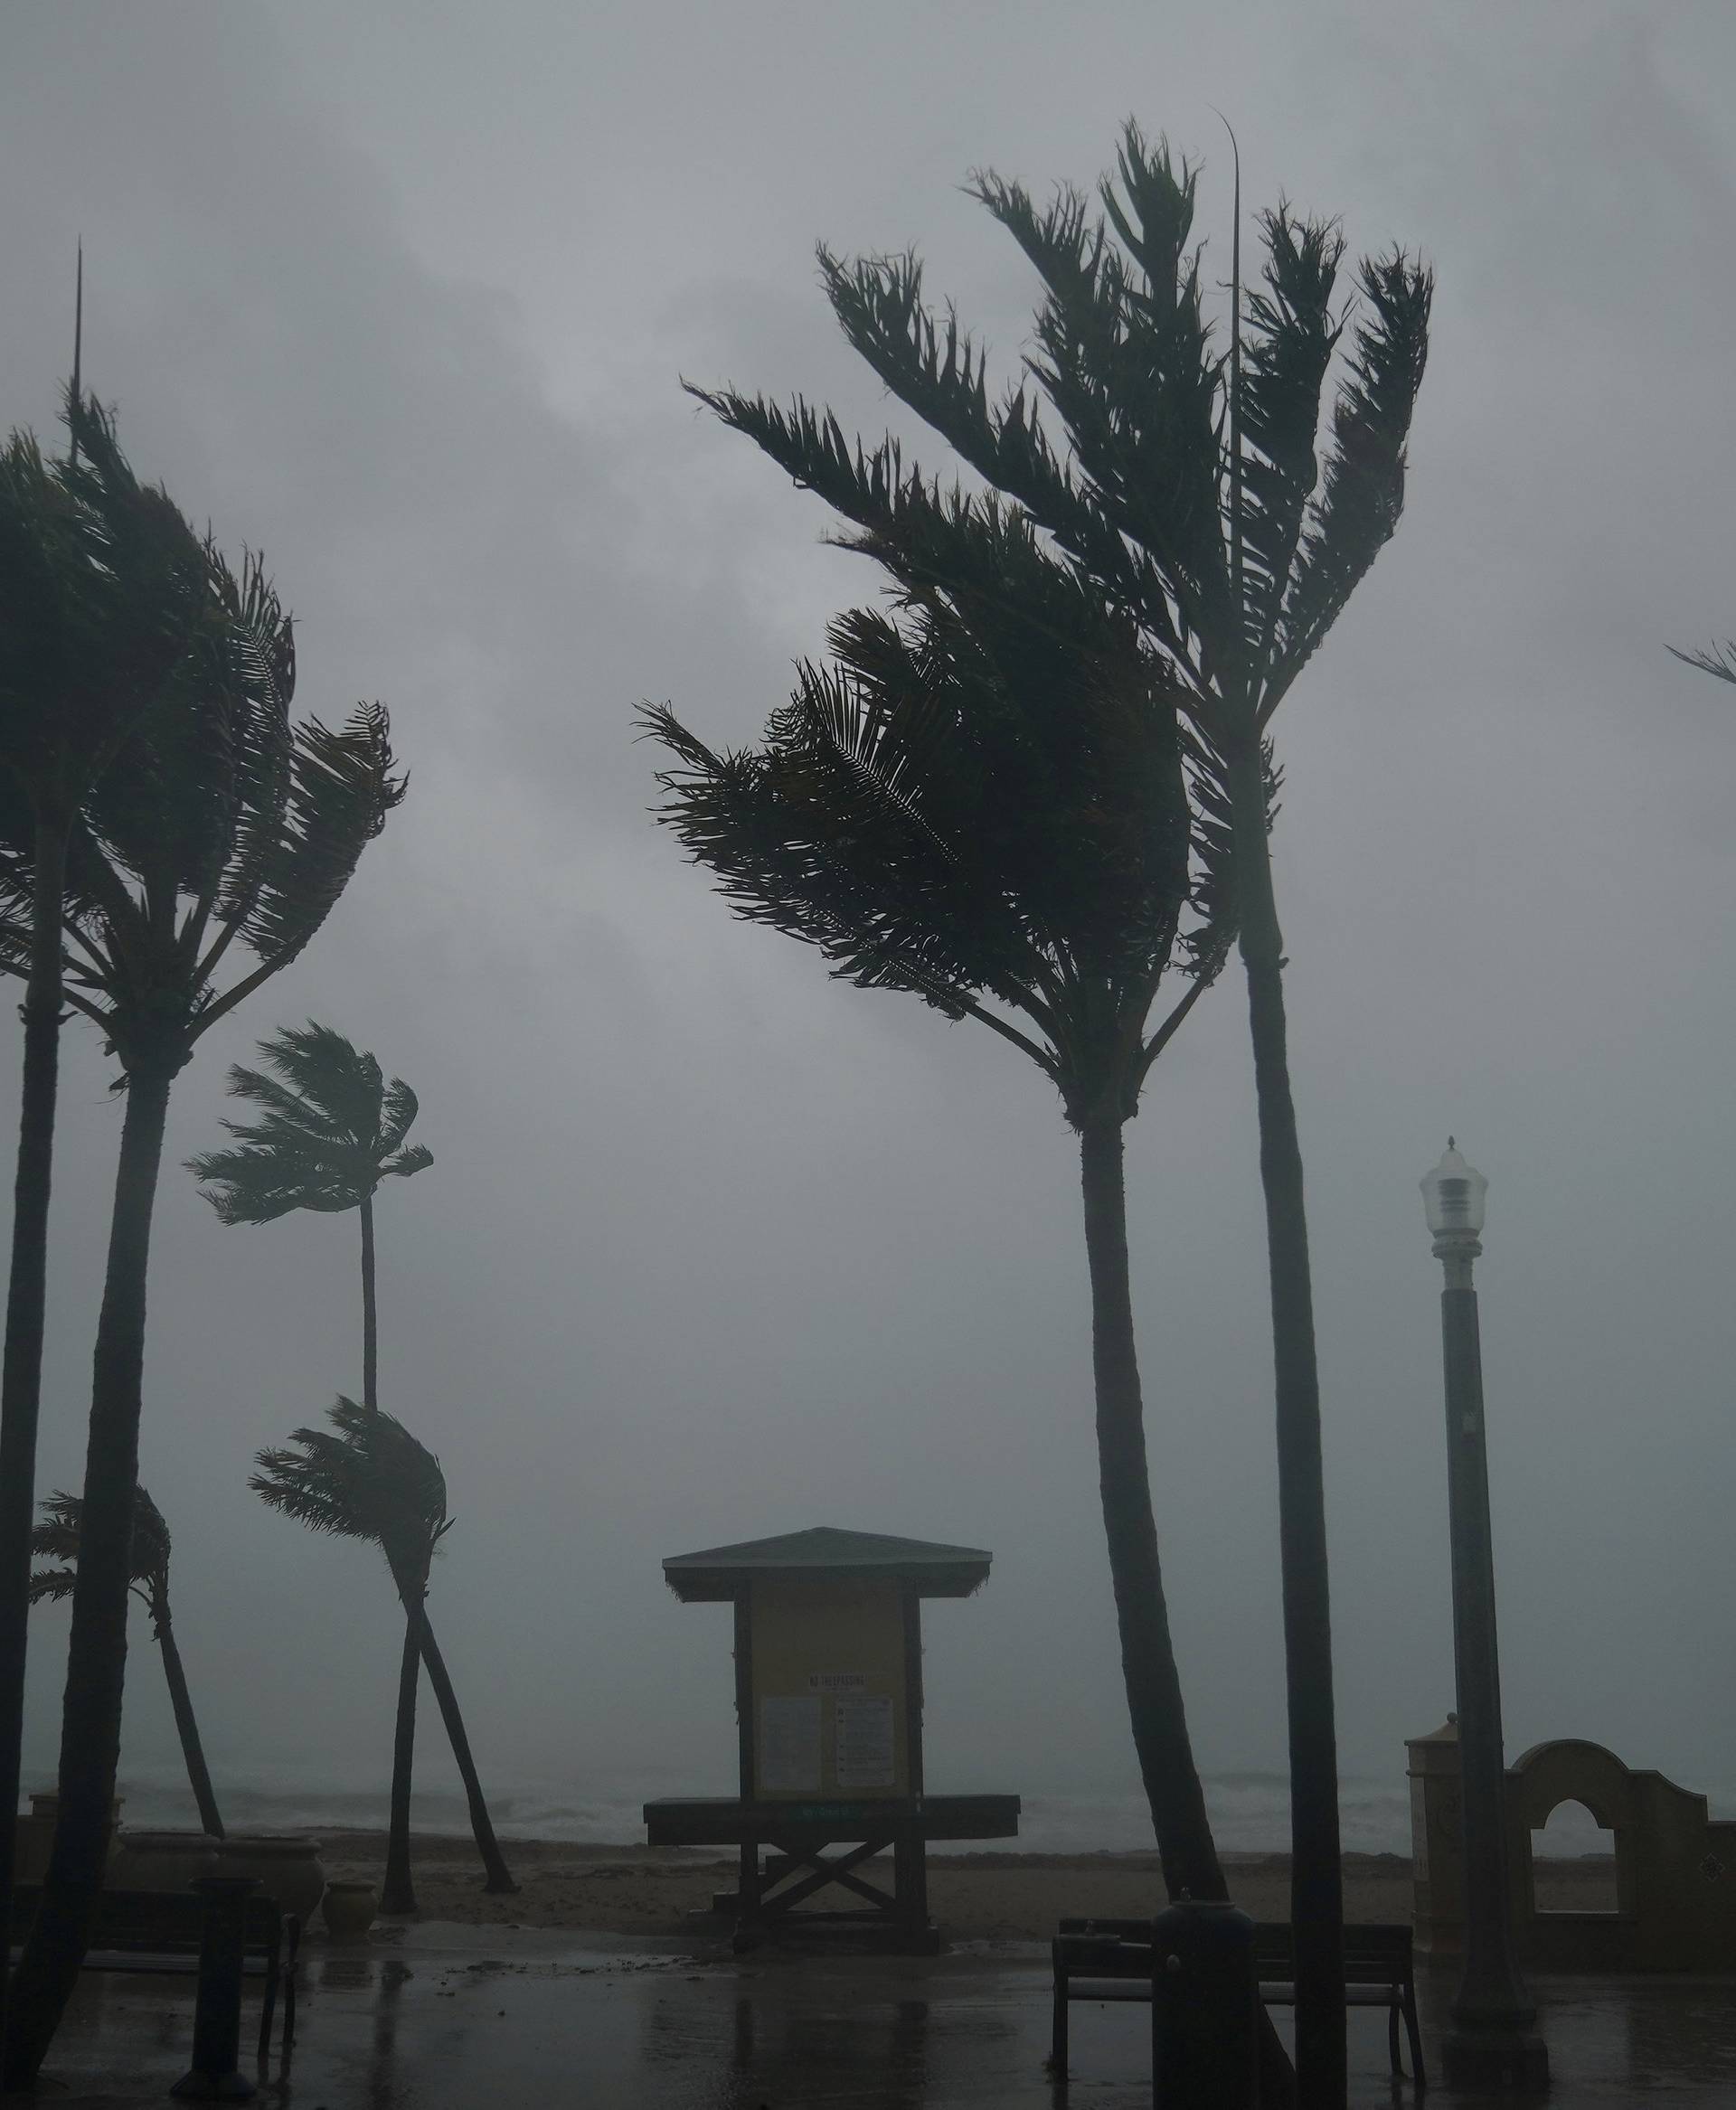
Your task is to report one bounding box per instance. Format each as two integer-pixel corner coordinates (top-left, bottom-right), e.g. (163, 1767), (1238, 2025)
(250, 1399), (517, 1899)
(186, 1023), (514, 1909)
(0, 392), (212, 2040)
(646, 506), (1245, 1905)
(0, 551), (404, 2087)
(684, 124), (1431, 2104)
(188, 1022), (432, 1416)
(28, 1489), (222, 1841)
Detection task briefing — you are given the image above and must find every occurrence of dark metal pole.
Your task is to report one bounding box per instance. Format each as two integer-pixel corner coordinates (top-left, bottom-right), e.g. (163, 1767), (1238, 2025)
(1435, 1230), (1549, 2091)
(170, 1875), (258, 2100)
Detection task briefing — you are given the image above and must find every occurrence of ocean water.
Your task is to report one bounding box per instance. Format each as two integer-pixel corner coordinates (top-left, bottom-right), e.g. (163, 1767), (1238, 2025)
(22, 1762), (1422, 1857)
(30, 1758), (1690, 1858)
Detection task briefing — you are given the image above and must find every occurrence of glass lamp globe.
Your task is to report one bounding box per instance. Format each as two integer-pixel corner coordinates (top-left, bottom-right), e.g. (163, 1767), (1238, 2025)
(1420, 1138), (1487, 1239)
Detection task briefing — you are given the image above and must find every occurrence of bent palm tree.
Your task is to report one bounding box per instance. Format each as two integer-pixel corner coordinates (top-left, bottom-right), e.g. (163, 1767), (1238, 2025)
(188, 1022), (432, 1416)
(646, 505), (1241, 1913)
(0, 553), (404, 2086)
(0, 393), (212, 2037)
(688, 123), (1431, 2103)
(250, 1399), (515, 1898)
(29, 1490), (222, 1841)
(188, 1026), (514, 1906)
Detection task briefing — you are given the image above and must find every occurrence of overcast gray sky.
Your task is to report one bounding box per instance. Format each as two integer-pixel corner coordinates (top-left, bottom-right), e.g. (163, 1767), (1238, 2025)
(5, 1), (1735, 1833)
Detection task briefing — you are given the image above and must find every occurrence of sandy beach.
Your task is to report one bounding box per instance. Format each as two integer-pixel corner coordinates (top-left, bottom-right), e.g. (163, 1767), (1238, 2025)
(307, 1832), (1610, 1939)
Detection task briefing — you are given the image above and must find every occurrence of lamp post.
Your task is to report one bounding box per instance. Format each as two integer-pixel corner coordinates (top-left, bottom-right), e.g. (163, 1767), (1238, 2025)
(1420, 1141), (1550, 2091)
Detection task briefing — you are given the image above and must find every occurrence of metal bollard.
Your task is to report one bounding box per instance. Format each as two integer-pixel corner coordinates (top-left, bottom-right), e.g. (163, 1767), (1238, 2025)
(1150, 1898), (1259, 2109)
(170, 1874), (259, 2101)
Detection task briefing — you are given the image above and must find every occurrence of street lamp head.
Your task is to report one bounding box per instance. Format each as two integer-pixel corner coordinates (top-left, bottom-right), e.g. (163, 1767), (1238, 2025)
(1420, 1137), (1488, 1242)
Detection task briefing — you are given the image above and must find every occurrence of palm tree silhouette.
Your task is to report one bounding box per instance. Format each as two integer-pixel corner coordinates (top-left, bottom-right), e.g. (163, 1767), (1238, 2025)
(188, 1023), (432, 1418)
(29, 1489), (223, 1842)
(189, 1023), (508, 1908)
(0, 392), (212, 2032)
(251, 1399), (517, 1901)
(683, 123), (1431, 2101)
(646, 518), (1236, 1904)
(0, 551), (404, 2086)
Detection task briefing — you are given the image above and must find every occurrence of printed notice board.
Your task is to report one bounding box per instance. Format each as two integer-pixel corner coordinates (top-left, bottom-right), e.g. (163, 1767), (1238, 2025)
(834, 1695), (896, 1789)
(759, 1696), (822, 1792)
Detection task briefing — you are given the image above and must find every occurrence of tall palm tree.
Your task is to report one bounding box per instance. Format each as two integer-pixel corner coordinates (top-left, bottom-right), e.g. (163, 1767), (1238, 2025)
(250, 1399), (517, 1898)
(684, 123), (1431, 2103)
(646, 507), (1245, 1908)
(0, 552), (404, 2087)
(28, 1489), (223, 1841)
(187, 1022), (432, 1417)
(186, 1023), (514, 1909)
(0, 392), (212, 2043)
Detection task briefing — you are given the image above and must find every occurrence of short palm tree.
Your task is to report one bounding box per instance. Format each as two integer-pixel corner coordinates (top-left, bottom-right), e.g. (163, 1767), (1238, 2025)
(189, 1025), (513, 1906)
(251, 1399), (517, 1901)
(0, 553), (405, 2087)
(646, 506), (1241, 1908)
(684, 123), (1431, 2103)
(29, 1489), (223, 1841)
(0, 391), (212, 2033)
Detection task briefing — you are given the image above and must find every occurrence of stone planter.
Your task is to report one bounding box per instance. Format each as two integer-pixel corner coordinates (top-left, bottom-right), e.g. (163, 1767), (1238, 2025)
(110, 1828), (219, 1894)
(215, 1833), (327, 1920)
(14, 1794), (125, 1884)
(320, 1880), (379, 1942)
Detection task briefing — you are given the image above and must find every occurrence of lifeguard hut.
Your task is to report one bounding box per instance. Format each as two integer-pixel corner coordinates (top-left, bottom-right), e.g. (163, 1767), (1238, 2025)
(643, 1525), (1020, 1949)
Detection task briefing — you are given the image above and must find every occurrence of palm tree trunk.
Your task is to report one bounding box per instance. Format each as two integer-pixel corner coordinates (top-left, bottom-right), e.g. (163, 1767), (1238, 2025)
(1078, 1115), (1225, 1899)
(1080, 1116), (1297, 2106)
(2, 1059), (176, 2089)
(1228, 747), (1345, 2110)
(360, 1192), (378, 1414)
(417, 1615), (517, 1894)
(0, 815), (67, 2055)
(153, 1611), (224, 1841)
(382, 1603), (420, 1915)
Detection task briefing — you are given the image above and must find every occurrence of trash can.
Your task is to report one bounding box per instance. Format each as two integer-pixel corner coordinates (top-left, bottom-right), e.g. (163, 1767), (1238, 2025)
(1150, 1898), (1259, 2108)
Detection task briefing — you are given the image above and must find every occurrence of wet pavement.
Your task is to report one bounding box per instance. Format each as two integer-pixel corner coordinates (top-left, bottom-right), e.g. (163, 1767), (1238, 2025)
(4, 1922), (1734, 2105)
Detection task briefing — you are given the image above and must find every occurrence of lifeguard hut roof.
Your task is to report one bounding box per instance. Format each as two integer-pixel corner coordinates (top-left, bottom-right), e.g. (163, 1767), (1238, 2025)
(663, 1524), (991, 1602)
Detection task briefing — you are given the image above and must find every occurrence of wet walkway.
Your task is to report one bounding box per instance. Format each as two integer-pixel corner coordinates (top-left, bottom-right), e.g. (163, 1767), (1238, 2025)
(5, 1922), (1734, 2105)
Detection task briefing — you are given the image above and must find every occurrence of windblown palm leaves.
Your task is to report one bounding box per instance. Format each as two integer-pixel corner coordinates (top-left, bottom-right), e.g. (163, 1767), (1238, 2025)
(27, 1490), (223, 1841)
(667, 121), (1430, 2107)
(190, 1023), (431, 1227)
(252, 1400), (516, 1900)
(253, 1399), (449, 1601)
(646, 529), (1224, 1128)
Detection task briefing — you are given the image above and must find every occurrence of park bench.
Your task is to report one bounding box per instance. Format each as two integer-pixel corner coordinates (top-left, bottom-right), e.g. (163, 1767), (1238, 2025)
(6, 1885), (300, 2061)
(1051, 1916), (1424, 2087)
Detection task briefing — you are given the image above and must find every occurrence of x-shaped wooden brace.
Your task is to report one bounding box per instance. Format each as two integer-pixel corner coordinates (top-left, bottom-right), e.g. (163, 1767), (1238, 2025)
(758, 1836), (898, 1916)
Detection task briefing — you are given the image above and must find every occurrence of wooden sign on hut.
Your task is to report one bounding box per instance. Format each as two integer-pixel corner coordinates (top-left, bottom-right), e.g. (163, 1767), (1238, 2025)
(643, 1525), (1020, 1949)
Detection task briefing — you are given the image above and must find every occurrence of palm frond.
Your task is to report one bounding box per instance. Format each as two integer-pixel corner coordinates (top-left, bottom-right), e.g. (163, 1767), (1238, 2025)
(187, 1019), (428, 1219)
(225, 702), (406, 984)
(28, 1485), (170, 1594)
(1668, 640), (1736, 685)
(251, 1395), (448, 1591)
(1268, 248), (1432, 711)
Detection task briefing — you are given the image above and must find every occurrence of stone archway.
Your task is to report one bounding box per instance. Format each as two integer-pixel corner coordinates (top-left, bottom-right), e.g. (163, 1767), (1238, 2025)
(1409, 1726), (1736, 1970)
